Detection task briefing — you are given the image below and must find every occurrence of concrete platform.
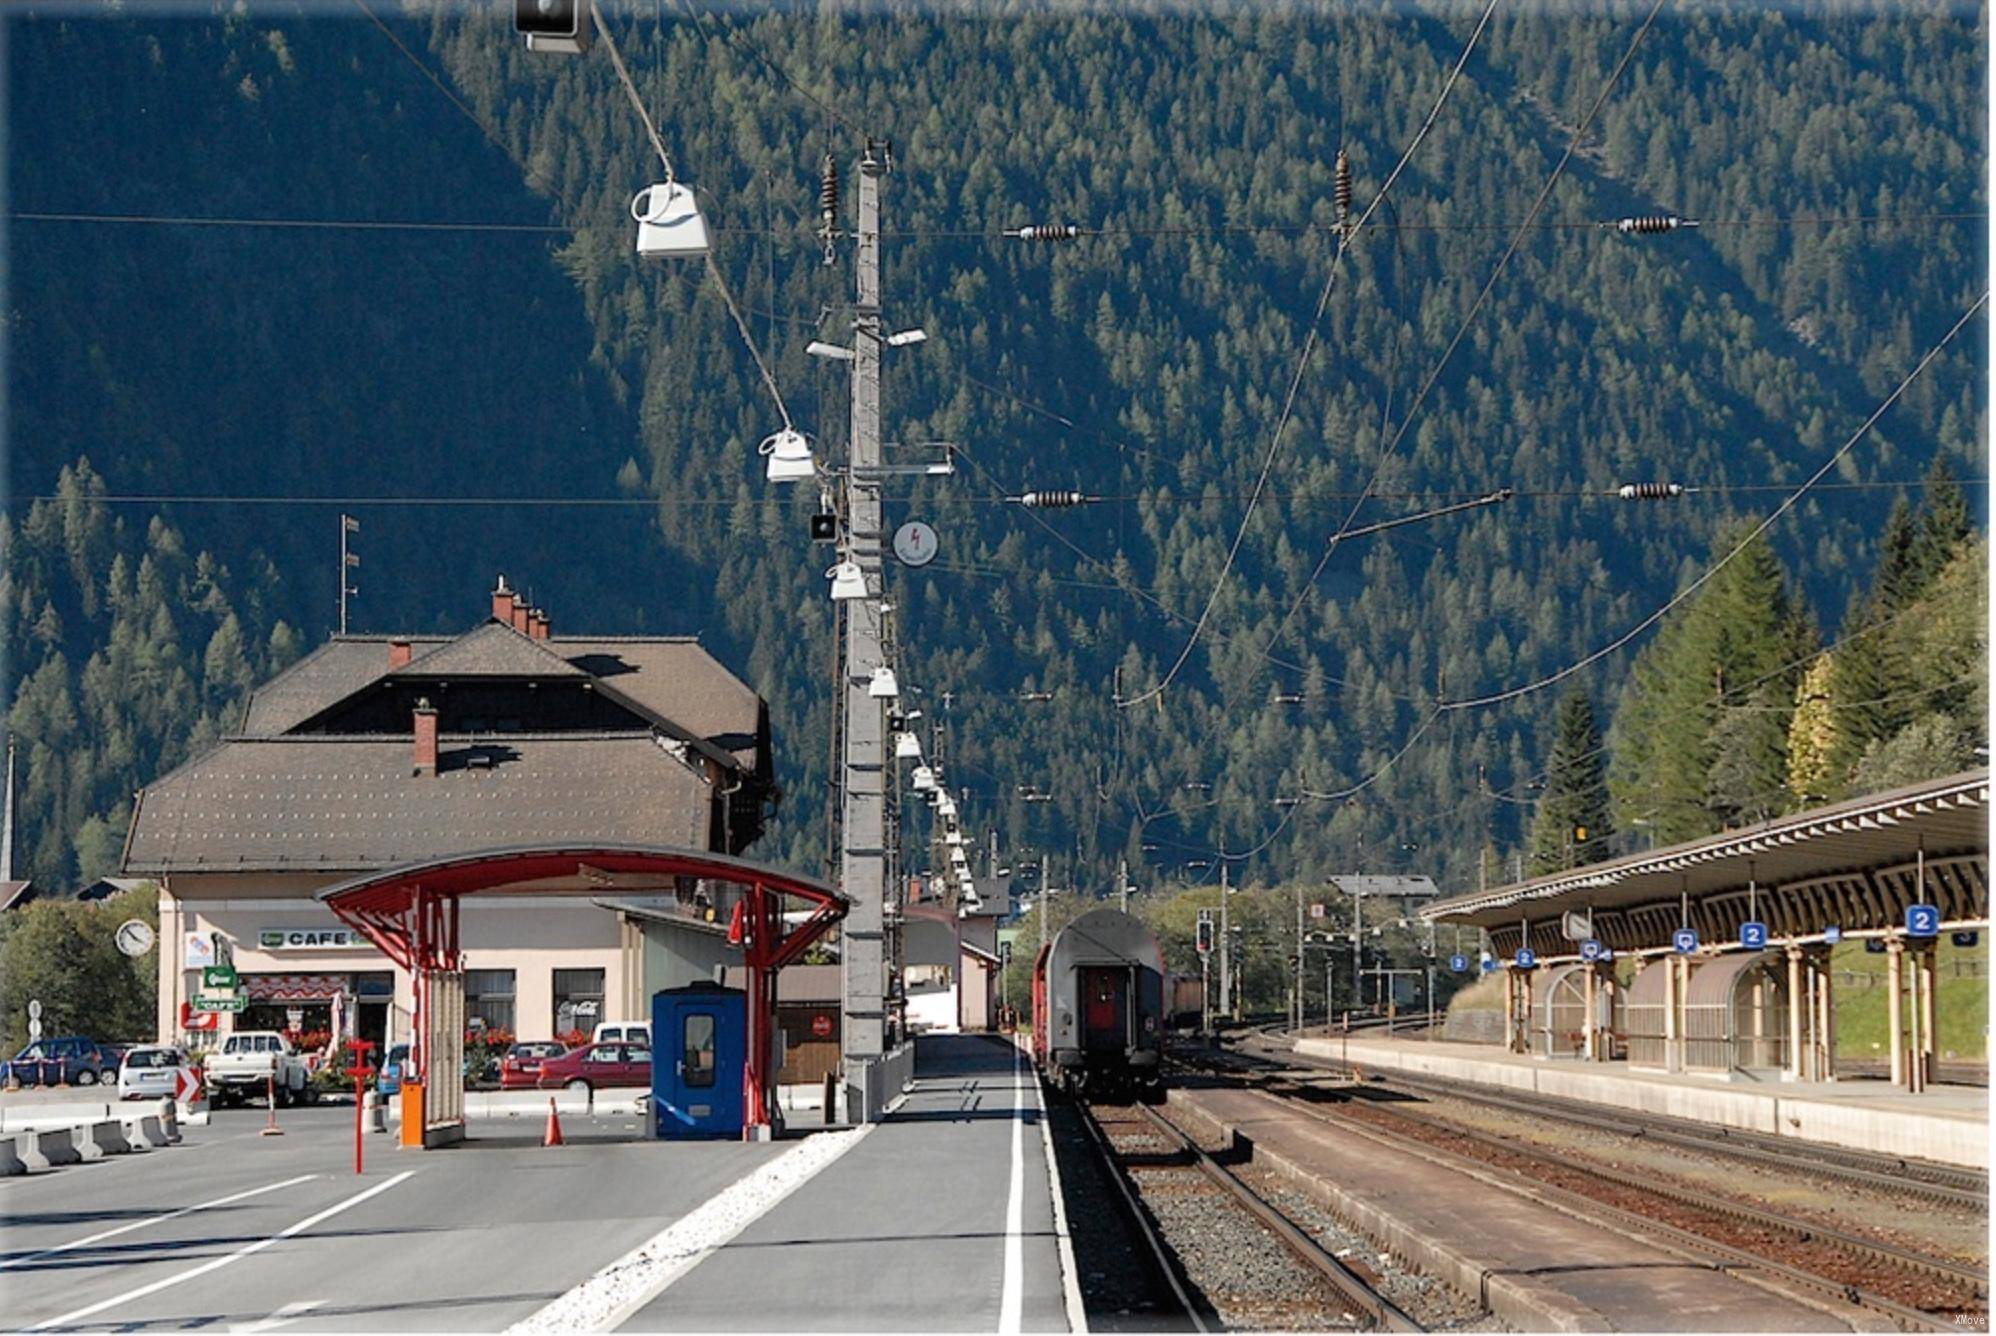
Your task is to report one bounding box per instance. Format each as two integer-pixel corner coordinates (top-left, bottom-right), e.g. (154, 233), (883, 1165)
(1293, 1033), (1989, 1169)
(1175, 1085), (1869, 1333)
(618, 1033), (1073, 1331)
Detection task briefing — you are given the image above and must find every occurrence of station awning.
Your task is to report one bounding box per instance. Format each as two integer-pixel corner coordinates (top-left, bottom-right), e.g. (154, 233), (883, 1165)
(1425, 770), (1989, 956)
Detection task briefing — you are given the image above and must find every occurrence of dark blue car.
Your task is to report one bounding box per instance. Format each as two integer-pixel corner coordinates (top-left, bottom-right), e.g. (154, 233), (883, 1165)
(4, 1037), (115, 1087)
(376, 1043), (411, 1097)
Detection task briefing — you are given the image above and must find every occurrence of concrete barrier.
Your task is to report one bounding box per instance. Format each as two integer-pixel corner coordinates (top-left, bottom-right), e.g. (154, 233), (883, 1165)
(0, 1134), (26, 1176)
(20, 1128), (81, 1171)
(126, 1113), (171, 1149)
(157, 1096), (182, 1143)
(78, 1119), (132, 1161)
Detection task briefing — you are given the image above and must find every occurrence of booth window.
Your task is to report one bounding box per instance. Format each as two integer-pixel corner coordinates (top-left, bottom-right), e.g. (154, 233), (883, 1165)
(465, 969), (516, 1033)
(683, 1013), (716, 1088)
(552, 968), (605, 1037)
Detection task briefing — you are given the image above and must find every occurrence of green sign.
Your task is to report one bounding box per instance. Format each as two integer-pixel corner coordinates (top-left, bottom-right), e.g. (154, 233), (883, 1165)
(191, 994), (247, 1014)
(202, 966), (238, 990)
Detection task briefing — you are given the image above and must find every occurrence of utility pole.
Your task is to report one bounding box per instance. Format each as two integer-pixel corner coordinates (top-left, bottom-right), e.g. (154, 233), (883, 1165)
(1118, 856), (1129, 913)
(1350, 884), (1363, 1022)
(1293, 883), (1305, 1031)
(1218, 864), (1232, 1022)
(1038, 852), (1051, 953)
(839, 142), (891, 1121)
(338, 514), (359, 636)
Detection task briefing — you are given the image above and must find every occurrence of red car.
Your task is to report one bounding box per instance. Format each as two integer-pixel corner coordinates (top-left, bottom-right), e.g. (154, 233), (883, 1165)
(534, 1040), (651, 1093)
(498, 1040), (570, 1090)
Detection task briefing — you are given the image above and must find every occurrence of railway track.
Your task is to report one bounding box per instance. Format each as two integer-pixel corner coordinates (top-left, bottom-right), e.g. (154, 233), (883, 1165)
(1228, 1082), (1981, 1332)
(1227, 1029), (1989, 1208)
(1078, 1096), (1421, 1332)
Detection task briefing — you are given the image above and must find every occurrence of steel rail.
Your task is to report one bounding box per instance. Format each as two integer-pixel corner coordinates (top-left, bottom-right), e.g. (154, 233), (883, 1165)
(1072, 1099), (1215, 1332)
(1123, 1102), (1423, 1333)
(1236, 1085), (1974, 1334)
(1236, 1031), (1988, 1206)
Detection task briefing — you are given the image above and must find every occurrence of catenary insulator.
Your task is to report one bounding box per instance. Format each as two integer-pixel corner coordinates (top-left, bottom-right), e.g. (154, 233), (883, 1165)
(1334, 149), (1353, 225)
(1009, 224), (1084, 242)
(1015, 490), (1089, 508)
(1615, 215), (1694, 236)
(819, 155), (840, 224)
(1618, 482), (1684, 500)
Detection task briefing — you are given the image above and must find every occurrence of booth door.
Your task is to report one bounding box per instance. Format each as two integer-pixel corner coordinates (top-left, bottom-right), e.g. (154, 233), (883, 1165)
(1079, 967), (1130, 1052)
(652, 993), (745, 1138)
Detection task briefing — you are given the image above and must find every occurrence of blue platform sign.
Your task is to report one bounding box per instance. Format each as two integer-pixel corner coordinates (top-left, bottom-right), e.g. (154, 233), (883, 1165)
(1740, 921), (1768, 950)
(1479, 956), (1498, 974)
(1822, 925), (1842, 945)
(1672, 927), (1699, 954)
(1579, 939), (1603, 963)
(1598, 946), (1615, 963)
(1951, 930), (1980, 949)
(1515, 947), (1537, 969)
(1906, 904), (1940, 938)
(1449, 954), (1468, 973)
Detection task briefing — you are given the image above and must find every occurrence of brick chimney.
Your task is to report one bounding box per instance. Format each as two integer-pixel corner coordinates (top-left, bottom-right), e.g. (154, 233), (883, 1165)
(529, 609), (551, 640)
(510, 600), (531, 634)
(492, 576), (516, 626)
(388, 639), (413, 669)
(412, 698), (438, 777)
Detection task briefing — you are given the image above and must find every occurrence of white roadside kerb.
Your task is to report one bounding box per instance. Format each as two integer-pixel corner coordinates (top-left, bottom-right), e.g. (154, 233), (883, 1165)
(508, 1127), (872, 1334)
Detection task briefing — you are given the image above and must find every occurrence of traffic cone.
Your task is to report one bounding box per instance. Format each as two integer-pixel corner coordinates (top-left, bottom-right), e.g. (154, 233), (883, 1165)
(260, 1072), (285, 1136)
(542, 1096), (565, 1147)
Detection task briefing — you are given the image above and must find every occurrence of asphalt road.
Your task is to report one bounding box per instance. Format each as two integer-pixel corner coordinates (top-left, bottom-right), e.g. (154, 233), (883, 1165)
(1, 1103), (786, 1331)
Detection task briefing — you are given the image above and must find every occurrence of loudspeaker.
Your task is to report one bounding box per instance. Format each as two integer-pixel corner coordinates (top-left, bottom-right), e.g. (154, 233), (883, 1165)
(515, 0), (590, 54)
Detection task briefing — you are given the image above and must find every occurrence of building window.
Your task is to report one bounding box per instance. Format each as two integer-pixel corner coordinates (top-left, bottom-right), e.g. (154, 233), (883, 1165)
(552, 968), (605, 1040)
(465, 969), (516, 1035)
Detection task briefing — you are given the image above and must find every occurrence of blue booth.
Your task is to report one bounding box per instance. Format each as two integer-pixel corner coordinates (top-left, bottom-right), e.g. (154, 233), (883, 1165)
(651, 983), (747, 1139)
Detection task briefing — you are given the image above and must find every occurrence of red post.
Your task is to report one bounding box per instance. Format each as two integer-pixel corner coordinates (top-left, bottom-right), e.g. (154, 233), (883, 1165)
(343, 1039), (376, 1176)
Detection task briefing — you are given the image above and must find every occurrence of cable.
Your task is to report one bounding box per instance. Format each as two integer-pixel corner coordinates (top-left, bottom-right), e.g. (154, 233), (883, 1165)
(1120, 0), (1500, 711)
(1259, 0), (1671, 677)
(1440, 290), (1987, 712)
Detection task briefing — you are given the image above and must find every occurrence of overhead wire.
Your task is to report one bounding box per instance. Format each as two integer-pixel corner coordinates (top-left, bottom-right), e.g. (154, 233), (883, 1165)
(1256, 0), (1672, 680)
(1119, 0), (1501, 711)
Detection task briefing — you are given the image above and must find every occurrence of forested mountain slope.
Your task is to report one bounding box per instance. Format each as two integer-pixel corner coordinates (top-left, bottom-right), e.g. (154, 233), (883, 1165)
(6, 1), (1984, 893)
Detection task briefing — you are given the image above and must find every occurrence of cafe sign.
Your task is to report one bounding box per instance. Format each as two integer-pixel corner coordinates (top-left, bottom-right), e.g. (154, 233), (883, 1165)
(258, 927), (365, 951)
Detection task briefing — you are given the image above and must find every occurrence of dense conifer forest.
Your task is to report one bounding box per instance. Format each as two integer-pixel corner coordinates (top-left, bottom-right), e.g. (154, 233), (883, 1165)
(6, 1), (1985, 913)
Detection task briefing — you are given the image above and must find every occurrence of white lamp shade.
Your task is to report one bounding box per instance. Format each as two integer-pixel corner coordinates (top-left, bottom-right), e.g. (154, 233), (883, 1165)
(936, 795), (958, 818)
(828, 561), (867, 601)
(761, 429), (816, 483)
(945, 829), (964, 847)
(895, 731), (923, 760)
(911, 765), (936, 792)
(868, 666), (900, 699)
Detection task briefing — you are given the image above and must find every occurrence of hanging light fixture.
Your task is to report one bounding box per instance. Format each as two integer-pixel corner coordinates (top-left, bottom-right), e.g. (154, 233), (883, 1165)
(761, 429), (816, 484)
(868, 666), (900, 699)
(945, 829), (965, 847)
(911, 765), (937, 791)
(828, 560), (866, 601)
(894, 731), (923, 760)
(936, 794), (958, 818)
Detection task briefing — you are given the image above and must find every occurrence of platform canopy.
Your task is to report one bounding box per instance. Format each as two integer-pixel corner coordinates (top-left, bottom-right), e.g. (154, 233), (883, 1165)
(1425, 770), (1989, 959)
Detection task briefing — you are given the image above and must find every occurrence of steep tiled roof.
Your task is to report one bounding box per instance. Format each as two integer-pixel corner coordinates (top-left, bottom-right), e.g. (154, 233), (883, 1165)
(550, 639), (762, 765)
(124, 734), (710, 874)
(241, 638), (447, 736)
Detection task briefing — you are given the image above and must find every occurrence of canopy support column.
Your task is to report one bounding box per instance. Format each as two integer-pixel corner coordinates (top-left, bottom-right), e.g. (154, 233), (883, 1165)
(1784, 944), (1804, 1081)
(1886, 936), (1906, 1088)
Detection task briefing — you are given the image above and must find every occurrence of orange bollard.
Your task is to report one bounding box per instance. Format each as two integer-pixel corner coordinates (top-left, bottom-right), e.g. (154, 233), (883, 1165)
(543, 1096), (565, 1147)
(260, 1072), (285, 1136)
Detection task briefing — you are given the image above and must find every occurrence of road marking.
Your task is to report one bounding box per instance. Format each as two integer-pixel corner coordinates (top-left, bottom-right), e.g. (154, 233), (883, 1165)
(28, 1171), (414, 1331)
(0, 1174), (318, 1272)
(510, 1128), (872, 1334)
(228, 1299), (324, 1333)
(999, 1042), (1025, 1334)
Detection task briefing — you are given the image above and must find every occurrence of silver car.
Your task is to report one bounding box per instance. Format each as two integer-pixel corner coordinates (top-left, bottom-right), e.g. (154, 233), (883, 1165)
(117, 1044), (189, 1101)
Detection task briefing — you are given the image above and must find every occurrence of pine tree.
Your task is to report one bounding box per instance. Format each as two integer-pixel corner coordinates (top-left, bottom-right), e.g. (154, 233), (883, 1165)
(1528, 690), (1614, 873)
(1911, 457), (1971, 590)
(1786, 653), (1839, 807)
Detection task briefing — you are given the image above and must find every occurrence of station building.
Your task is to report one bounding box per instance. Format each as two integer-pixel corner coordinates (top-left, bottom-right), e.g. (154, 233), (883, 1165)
(121, 579), (778, 1053)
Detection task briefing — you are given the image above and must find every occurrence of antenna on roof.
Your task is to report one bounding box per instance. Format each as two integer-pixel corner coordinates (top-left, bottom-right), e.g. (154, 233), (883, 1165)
(1, 736), (14, 882)
(338, 514), (360, 636)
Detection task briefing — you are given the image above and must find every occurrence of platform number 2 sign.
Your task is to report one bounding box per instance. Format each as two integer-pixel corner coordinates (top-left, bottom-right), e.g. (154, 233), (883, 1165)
(1739, 921), (1767, 950)
(1905, 904), (1940, 938)
(1448, 955), (1468, 973)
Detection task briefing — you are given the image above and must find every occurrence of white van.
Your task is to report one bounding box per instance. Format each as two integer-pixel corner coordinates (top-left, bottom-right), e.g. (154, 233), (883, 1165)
(591, 1021), (651, 1046)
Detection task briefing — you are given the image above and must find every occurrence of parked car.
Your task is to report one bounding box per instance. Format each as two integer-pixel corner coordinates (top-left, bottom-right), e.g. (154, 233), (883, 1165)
(377, 1043), (412, 1097)
(118, 1045), (190, 1101)
(499, 1040), (568, 1090)
(207, 1031), (314, 1107)
(534, 1041), (651, 1093)
(3, 1037), (115, 1087)
(592, 1021), (651, 1046)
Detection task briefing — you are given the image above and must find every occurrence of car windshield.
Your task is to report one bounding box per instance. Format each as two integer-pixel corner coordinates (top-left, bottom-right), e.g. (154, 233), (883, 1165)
(124, 1049), (180, 1069)
(222, 1036), (256, 1054)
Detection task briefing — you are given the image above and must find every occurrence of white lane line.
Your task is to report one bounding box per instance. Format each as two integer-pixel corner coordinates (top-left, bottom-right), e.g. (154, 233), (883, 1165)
(999, 1043), (1025, 1334)
(510, 1127), (873, 1334)
(228, 1298), (325, 1333)
(0, 1174), (319, 1272)
(1031, 1047), (1089, 1333)
(29, 1171), (414, 1332)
